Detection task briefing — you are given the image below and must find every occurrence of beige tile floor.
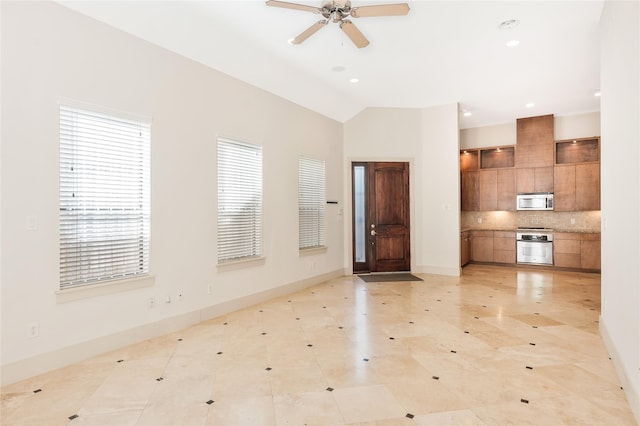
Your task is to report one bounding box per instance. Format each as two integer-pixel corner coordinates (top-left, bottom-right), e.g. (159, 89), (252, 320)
(1, 264), (637, 425)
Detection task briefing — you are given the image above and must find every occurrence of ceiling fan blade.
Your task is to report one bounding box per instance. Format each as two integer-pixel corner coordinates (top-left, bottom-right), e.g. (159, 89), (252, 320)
(292, 20), (328, 44)
(350, 3), (410, 18)
(339, 20), (369, 48)
(265, 0), (323, 14)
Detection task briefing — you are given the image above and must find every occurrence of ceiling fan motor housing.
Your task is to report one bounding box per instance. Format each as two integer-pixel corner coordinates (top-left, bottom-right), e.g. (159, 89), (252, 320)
(322, 0), (352, 22)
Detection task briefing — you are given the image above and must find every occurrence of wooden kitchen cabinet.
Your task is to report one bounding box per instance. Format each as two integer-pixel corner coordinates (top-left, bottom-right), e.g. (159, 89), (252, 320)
(554, 233), (581, 268)
(580, 233), (601, 270)
(575, 163), (600, 210)
(479, 170), (497, 211)
(460, 147), (514, 212)
(460, 150), (479, 171)
(493, 231), (516, 263)
(556, 138), (599, 164)
(470, 230), (493, 262)
(516, 166), (554, 193)
(554, 163), (600, 211)
(554, 137), (600, 212)
(461, 171), (479, 211)
(515, 115), (554, 168)
(478, 169), (516, 211)
(554, 232), (600, 271)
(460, 231), (471, 266)
(497, 169), (516, 211)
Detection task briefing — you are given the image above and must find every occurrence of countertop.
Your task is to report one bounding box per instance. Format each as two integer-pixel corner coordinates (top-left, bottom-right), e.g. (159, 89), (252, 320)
(461, 227), (600, 234)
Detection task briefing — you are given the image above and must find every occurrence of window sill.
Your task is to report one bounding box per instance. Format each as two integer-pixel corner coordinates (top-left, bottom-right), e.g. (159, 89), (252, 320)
(217, 256), (266, 272)
(299, 246), (328, 256)
(56, 275), (155, 304)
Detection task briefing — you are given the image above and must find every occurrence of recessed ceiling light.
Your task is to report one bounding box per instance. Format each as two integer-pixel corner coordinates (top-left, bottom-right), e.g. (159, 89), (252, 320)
(332, 66), (346, 72)
(463, 111), (472, 117)
(498, 19), (519, 30)
(506, 40), (520, 47)
(594, 90), (601, 97)
(525, 102), (535, 108)
(349, 78), (359, 83)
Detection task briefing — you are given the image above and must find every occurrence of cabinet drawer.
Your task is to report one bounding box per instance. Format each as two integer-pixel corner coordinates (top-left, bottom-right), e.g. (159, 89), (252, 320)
(494, 231), (515, 239)
(471, 230), (493, 238)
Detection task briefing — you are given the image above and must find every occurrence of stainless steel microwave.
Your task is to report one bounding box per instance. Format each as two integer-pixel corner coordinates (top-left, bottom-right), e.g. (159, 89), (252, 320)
(516, 192), (554, 211)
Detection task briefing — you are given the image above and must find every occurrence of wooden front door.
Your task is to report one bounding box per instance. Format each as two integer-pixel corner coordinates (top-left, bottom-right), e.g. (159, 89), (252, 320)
(352, 162), (411, 273)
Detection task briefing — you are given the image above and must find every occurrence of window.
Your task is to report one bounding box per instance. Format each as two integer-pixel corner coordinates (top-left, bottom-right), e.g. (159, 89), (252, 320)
(217, 137), (262, 263)
(59, 103), (151, 290)
(298, 155), (325, 250)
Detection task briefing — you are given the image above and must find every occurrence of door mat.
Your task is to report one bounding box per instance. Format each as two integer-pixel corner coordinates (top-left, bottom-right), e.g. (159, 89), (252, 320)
(357, 273), (423, 282)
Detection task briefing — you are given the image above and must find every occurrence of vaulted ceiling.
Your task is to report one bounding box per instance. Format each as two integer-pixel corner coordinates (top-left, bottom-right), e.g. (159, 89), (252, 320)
(57, 0), (603, 128)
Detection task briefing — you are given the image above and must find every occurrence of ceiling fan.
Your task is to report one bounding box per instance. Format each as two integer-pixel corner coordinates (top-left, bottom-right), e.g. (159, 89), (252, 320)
(265, 0), (410, 48)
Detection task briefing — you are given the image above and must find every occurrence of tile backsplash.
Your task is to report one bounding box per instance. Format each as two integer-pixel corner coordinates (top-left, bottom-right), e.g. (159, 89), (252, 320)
(461, 210), (601, 232)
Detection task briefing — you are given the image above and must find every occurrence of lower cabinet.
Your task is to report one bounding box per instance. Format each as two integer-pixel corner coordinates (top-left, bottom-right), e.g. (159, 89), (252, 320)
(554, 232), (601, 271)
(470, 230), (516, 264)
(460, 231), (471, 266)
(470, 231), (494, 262)
(493, 231), (516, 263)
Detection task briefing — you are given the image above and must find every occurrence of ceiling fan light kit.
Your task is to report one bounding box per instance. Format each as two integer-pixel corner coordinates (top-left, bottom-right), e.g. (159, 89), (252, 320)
(265, 0), (410, 48)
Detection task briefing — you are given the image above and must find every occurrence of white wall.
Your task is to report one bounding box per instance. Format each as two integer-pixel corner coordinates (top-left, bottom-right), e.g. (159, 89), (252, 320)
(460, 122), (516, 149)
(343, 105), (461, 276)
(599, 0), (640, 422)
(459, 112), (600, 150)
(1, 1), (344, 384)
(554, 112), (601, 140)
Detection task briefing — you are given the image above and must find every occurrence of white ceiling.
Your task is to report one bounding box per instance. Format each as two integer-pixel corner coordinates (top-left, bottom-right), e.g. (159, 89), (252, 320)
(57, 0), (603, 128)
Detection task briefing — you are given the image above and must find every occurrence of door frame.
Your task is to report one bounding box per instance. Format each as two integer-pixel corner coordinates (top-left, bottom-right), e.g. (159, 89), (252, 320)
(350, 160), (412, 274)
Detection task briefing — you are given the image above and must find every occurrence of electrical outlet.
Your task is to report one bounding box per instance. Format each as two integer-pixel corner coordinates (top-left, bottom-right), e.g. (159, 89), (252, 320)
(207, 284), (212, 294)
(27, 322), (40, 338)
(148, 297), (155, 309)
(477, 217), (482, 224)
(570, 218), (576, 225)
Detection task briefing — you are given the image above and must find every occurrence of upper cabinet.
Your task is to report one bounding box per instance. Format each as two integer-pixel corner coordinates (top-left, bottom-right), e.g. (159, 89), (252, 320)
(515, 114), (555, 193)
(515, 114), (554, 168)
(554, 137), (601, 211)
(460, 115), (601, 213)
(460, 147), (515, 211)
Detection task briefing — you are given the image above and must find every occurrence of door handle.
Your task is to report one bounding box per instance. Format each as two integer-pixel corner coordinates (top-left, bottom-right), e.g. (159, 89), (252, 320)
(370, 230), (376, 236)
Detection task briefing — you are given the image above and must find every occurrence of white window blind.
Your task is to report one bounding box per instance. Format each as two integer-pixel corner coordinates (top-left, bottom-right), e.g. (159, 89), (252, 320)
(217, 137), (263, 263)
(59, 103), (151, 290)
(298, 155), (325, 250)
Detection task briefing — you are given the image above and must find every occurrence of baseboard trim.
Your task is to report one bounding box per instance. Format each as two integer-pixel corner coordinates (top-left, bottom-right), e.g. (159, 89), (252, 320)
(414, 264), (461, 277)
(1, 269), (345, 386)
(600, 316), (640, 424)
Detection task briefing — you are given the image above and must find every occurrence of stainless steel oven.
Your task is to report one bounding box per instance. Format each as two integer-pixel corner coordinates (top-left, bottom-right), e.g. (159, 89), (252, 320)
(517, 228), (553, 265)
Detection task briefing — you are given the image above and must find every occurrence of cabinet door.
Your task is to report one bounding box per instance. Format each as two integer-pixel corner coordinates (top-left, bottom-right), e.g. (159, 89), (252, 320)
(471, 233), (493, 262)
(575, 163), (600, 210)
(515, 115), (554, 168)
(460, 233), (471, 266)
(581, 234), (601, 270)
(493, 231), (515, 263)
(534, 167), (554, 192)
(516, 168), (535, 193)
(554, 165), (575, 211)
(554, 233), (581, 268)
(461, 171), (479, 211)
(479, 170), (497, 211)
(497, 169), (516, 211)
(517, 167), (554, 194)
